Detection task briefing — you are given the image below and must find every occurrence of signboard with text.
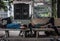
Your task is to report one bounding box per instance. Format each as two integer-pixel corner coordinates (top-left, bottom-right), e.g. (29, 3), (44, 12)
(34, 3), (52, 18)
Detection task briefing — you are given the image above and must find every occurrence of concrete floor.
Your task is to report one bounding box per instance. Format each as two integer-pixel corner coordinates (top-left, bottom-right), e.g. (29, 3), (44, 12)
(0, 38), (55, 41)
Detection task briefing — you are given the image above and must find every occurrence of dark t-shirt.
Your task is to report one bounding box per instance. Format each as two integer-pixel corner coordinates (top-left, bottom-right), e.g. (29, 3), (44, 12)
(45, 17), (54, 26)
(28, 23), (35, 28)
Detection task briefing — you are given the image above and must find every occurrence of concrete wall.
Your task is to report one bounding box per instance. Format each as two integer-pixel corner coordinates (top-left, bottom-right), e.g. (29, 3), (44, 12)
(55, 18), (60, 26)
(32, 18), (60, 26)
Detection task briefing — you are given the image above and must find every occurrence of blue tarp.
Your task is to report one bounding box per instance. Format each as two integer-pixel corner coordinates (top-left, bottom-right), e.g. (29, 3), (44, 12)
(6, 23), (21, 29)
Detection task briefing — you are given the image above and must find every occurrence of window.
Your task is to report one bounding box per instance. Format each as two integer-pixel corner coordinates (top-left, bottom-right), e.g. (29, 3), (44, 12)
(14, 3), (30, 20)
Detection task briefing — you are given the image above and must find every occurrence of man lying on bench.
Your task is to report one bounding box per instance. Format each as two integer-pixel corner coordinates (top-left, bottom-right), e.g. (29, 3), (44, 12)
(2, 17), (27, 29)
(45, 17), (59, 35)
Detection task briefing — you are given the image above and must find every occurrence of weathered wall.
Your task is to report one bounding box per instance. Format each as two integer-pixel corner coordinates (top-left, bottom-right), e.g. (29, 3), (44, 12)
(32, 18), (60, 26)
